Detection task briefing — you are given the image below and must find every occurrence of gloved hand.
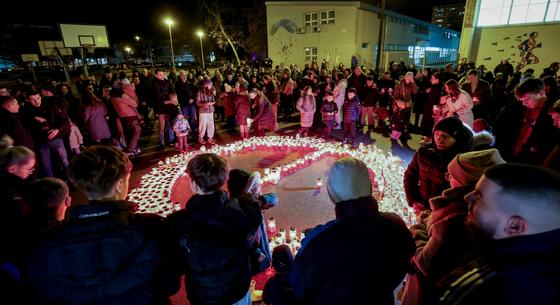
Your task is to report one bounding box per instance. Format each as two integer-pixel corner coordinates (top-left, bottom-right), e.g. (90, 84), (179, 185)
(258, 193), (279, 210)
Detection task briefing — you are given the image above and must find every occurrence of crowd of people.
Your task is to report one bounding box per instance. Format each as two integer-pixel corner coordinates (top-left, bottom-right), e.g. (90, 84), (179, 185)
(1, 57), (560, 305)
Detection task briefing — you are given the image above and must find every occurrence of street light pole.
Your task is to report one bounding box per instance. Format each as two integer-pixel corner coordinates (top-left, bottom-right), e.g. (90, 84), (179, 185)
(197, 31), (205, 69)
(165, 18), (175, 69)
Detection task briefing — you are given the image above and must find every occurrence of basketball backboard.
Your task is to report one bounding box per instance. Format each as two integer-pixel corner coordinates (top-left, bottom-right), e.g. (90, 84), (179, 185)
(38, 41), (73, 57)
(21, 54), (40, 62)
(59, 24), (110, 48)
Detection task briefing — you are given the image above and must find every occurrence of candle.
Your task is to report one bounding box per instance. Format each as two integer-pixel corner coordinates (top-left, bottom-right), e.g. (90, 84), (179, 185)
(316, 177), (323, 187)
(267, 217), (277, 234)
(289, 227), (297, 239)
(279, 228), (286, 240)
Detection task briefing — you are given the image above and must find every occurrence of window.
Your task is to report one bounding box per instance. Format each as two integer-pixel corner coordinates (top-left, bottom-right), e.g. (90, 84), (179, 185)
(477, 0), (560, 26)
(304, 47), (318, 62)
(545, 1), (560, 21)
(304, 12), (318, 27)
(320, 10), (335, 24)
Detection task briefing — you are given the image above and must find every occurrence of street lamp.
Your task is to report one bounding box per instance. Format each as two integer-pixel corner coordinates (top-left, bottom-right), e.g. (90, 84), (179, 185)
(196, 30), (205, 69)
(134, 35), (140, 42)
(164, 17), (175, 69)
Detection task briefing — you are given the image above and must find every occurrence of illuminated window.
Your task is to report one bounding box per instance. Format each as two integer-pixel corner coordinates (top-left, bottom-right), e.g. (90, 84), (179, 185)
(320, 10), (335, 24)
(546, 1), (560, 21)
(304, 12), (319, 27)
(304, 47), (318, 62)
(477, 0), (560, 26)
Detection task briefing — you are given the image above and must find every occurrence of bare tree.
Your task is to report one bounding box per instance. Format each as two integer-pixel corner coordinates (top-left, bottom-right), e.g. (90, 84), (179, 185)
(202, 0), (242, 66)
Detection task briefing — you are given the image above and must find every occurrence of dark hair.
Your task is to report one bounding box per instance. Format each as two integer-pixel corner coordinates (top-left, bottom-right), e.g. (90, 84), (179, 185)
(155, 69), (163, 74)
(29, 177), (69, 220)
(228, 168), (251, 198)
(40, 83), (55, 94)
(467, 69), (478, 77)
(68, 146), (131, 198)
(485, 163), (560, 204)
(187, 153), (228, 193)
(347, 87), (357, 94)
(542, 76), (559, 91)
(25, 89), (40, 99)
(432, 71), (442, 81)
(0, 146), (35, 170)
(444, 79), (460, 93)
(366, 76), (374, 81)
(325, 91), (334, 97)
(515, 78), (544, 98)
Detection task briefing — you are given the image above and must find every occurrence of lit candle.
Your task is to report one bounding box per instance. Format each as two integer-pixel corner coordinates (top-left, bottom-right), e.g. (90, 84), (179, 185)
(316, 177), (323, 188)
(289, 227), (297, 239)
(267, 217), (276, 234)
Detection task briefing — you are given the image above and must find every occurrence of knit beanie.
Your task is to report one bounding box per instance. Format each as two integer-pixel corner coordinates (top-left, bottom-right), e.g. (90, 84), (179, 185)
(447, 148), (506, 186)
(327, 157), (372, 204)
(434, 117), (473, 147)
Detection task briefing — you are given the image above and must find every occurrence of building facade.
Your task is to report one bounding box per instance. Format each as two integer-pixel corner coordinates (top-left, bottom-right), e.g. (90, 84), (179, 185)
(460, 0), (560, 73)
(432, 2), (466, 31)
(266, 1), (461, 70)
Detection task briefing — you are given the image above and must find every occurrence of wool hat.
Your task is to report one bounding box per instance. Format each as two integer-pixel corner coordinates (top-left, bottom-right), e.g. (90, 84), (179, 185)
(203, 78), (212, 86)
(434, 117), (473, 145)
(447, 148), (505, 186)
(327, 157), (372, 204)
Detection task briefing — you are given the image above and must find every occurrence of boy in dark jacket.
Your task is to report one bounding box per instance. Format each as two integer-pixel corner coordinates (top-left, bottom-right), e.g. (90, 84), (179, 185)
(320, 91), (338, 140)
(166, 154), (263, 305)
(343, 88), (361, 145)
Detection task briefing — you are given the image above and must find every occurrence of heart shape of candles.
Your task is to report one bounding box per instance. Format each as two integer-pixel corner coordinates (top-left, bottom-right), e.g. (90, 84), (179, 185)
(127, 136), (411, 225)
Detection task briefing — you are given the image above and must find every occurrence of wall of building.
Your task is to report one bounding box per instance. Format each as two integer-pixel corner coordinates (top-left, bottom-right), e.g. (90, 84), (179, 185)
(472, 23), (560, 74)
(266, 3), (357, 68)
(266, 1), (461, 70)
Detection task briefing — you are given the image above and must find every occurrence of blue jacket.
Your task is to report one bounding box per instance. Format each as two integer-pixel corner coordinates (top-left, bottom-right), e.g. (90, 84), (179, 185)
(343, 96), (361, 122)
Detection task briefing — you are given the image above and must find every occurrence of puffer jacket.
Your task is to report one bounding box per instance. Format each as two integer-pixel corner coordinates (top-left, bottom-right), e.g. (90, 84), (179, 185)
(196, 88), (216, 113)
(343, 95), (361, 122)
(27, 200), (180, 305)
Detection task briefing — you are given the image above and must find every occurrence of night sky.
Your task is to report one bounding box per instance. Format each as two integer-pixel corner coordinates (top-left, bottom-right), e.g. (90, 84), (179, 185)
(3, 0), (445, 40)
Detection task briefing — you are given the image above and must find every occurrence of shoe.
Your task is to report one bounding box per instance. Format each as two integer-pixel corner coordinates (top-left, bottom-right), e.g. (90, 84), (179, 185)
(198, 138), (206, 144)
(207, 138), (215, 144)
(158, 143), (166, 150)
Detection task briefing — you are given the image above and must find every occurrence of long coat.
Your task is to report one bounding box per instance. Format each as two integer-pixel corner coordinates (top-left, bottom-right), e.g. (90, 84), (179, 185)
(296, 95), (316, 127)
(252, 93), (276, 130)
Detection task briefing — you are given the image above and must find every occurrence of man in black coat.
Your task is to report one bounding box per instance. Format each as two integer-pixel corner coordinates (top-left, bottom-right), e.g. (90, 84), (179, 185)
(27, 146), (180, 305)
(20, 90), (70, 177)
(166, 153), (262, 305)
(441, 164), (560, 305)
(290, 157), (415, 305)
(0, 96), (34, 150)
(493, 78), (557, 165)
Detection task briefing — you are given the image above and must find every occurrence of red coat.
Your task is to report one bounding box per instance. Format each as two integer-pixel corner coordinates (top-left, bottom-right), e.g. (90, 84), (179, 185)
(223, 93), (236, 117)
(234, 93), (250, 126)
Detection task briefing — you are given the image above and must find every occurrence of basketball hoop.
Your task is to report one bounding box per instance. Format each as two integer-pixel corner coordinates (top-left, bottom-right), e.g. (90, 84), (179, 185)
(82, 43), (96, 54)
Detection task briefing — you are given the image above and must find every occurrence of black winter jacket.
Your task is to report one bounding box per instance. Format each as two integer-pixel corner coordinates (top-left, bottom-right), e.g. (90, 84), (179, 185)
(0, 109), (34, 149)
(290, 197), (415, 305)
(166, 190), (262, 305)
(27, 200), (179, 305)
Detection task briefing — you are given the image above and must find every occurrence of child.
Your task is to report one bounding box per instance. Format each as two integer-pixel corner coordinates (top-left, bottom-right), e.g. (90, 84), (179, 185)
(343, 88), (361, 145)
(173, 114), (191, 153)
(320, 91), (338, 140)
(296, 86), (316, 137)
(262, 245), (298, 305)
(68, 120), (84, 155)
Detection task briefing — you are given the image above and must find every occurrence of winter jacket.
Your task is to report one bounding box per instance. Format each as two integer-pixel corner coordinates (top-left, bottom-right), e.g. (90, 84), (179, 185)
(27, 200), (180, 305)
(264, 81), (280, 105)
(461, 80), (492, 119)
(403, 145), (457, 209)
(347, 73), (367, 99)
(343, 95), (361, 122)
(493, 101), (557, 165)
(321, 101), (338, 121)
(362, 85), (378, 107)
(166, 191), (262, 305)
(401, 185), (478, 305)
(234, 93), (251, 126)
(82, 102), (111, 141)
(0, 172), (31, 264)
(252, 93), (276, 130)
(290, 197), (415, 305)
(20, 97), (71, 144)
(441, 228), (560, 305)
(0, 108), (34, 149)
(151, 78), (175, 114)
(296, 95), (316, 127)
(196, 88), (216, 114)
(111, 93), (139, 118)
(441, 91), (474, 127)
(175, 79), (194, 107)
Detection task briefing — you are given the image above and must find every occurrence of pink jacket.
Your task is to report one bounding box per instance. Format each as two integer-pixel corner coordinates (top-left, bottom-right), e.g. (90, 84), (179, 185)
(111, 93), (139, 118)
